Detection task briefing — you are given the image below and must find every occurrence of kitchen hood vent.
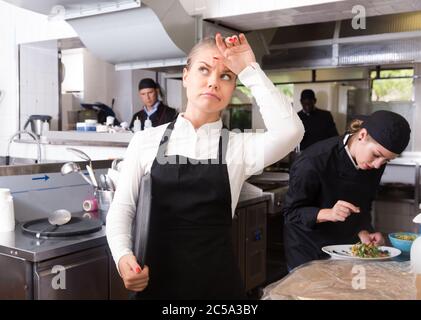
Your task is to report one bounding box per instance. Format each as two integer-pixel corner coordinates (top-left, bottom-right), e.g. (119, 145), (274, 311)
(66, 0), (197, 70)
(262, 11), (421, 69)
(4, 0), (198, 70)
(2, 0), (141, 17)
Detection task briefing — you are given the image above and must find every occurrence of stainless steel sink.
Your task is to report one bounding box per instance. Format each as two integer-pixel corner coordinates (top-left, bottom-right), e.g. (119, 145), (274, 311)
(0, 157), (62, 166)
(0, 156), (38, 165)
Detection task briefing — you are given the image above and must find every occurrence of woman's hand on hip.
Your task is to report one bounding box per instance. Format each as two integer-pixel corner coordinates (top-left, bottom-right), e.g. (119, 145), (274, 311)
(215, 33), (256, 75)
(118, 254), (150, 292)
(317, 200), (360, 222)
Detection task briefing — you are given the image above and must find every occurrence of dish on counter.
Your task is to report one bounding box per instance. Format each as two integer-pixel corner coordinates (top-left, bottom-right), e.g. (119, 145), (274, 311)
(322, 244), (401, 261)
(388, 232), (420, 254)
(391, 233), (418, 241)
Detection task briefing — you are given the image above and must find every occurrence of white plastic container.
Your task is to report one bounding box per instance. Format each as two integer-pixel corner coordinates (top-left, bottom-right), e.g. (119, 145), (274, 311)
(412, 214), (421, 299)
(96, 124), (108, 133)
(85, 119), (97, 132)
(144, 117), (152, 129)
(106, 116), (115, 126)
(133, 117), (141, 132)
(411, 214), (421, 272)
(0, 188), (15, 232)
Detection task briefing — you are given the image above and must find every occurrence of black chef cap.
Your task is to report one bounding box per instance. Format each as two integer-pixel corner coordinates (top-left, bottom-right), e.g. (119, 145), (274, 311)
(138, 78), (157, 90)
(301, 89), (316, 100)
(361, 110), (411, 154)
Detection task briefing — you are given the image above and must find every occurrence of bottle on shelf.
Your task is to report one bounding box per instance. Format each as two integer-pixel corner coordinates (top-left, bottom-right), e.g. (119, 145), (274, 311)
(133, 117), (141, 132)
(144, 117), (152, 129)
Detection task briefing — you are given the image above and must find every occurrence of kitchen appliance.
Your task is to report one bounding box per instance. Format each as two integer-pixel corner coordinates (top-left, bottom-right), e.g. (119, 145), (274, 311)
(22, 214), (102, 239)
(0, 215), (118, 300)
(0, 159), (130, 299)
(80, 102), (120, 125)
(249, 182), (288, 214)
(23, 115), (52, 137)
(247, 171), (290, 282)
(248, 172), (289, 214)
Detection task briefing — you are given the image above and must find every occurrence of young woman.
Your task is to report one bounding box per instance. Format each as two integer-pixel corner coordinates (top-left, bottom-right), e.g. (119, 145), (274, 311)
(283, 110), (411, 270)
(106, 33), (304, 299)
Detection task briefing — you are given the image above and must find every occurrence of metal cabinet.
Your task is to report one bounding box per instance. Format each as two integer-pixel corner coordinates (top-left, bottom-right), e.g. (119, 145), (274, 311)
(34, 246), (109, 299)
(0, 254), (33, 299)
(0, 244), (131, 300)
(232, 201), (267, 292)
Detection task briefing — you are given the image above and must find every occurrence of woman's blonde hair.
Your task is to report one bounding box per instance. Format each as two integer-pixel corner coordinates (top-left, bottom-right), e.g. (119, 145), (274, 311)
(186, 37), (217, 70)
(347, 119), (364, 134)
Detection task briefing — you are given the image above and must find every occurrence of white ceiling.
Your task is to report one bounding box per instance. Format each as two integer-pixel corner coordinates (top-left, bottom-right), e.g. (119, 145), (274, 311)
(2, 0), (139, 15)
(202, 0), (421, 31)
(5, 0), (421, 31)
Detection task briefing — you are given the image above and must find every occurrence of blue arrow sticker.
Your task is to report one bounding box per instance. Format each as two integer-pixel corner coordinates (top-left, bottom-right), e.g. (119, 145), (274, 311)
(32, 175), (50, 181)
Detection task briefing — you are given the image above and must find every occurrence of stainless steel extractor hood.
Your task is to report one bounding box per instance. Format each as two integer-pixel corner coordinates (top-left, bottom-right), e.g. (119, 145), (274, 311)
(261, 11), (421, 69)
(4, 0), (198, 70)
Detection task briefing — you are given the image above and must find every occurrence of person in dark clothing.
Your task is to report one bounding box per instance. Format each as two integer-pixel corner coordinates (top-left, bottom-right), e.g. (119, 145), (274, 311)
(129, 78), (177, 130)
(298, 89), (339, 150)
(283, 110), (411, 270)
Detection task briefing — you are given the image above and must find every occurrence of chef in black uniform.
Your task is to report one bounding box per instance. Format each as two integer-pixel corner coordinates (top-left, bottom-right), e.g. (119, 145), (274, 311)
(129, 78), (177, 130)
(298, 89), (339, 150)
(283, 110), (411, 270)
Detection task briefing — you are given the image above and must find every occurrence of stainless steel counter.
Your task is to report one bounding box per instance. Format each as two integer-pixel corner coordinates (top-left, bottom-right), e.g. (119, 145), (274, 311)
(0, 218), (106, 262)
(16, 139), (129, 148)
(0, 194), (271, 263)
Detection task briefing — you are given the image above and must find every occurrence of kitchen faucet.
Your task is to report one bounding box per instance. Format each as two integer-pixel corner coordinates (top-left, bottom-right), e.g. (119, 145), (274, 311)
(6, 130), (41, 165)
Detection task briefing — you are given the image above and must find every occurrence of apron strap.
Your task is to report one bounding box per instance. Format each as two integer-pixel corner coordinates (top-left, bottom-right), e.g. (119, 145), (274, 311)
(157, 119), (229, 164)
(156, 120), (177, 161)
(217, 128), (229, 165)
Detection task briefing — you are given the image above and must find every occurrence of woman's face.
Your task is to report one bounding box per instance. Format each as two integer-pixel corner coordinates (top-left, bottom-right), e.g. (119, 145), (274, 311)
(354, 129), (398, 170)
(183, 46), (236, 114)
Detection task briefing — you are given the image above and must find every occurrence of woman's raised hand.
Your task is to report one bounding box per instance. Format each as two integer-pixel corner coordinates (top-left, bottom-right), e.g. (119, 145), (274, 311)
(215, 33), (256, 75)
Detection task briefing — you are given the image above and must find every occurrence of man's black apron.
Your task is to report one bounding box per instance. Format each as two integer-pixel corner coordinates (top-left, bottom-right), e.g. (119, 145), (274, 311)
(135, 120), (245, 299)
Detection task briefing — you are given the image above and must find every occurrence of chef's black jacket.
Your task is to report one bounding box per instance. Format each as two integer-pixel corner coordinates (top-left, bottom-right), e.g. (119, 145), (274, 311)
(298, 108), (338, 150)
(283, 135), (385, 270)
(129, 102), (177, 130)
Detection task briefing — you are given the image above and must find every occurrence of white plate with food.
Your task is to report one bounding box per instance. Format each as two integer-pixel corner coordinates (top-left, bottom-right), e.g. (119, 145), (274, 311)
(322, 243), (401, 261)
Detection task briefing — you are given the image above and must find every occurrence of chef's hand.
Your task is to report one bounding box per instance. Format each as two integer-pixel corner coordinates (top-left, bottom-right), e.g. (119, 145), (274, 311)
(358, 230), (385, 246)
(118, 254), (149, 292)
(215, 33), (256, 75)
(317, 200), (360, 223)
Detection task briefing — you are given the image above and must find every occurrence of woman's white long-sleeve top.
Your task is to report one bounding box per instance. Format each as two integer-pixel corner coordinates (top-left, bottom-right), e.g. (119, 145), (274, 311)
(106, 63), (304, 266)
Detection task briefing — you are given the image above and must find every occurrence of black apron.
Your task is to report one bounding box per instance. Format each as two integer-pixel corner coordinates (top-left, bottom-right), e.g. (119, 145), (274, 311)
(135, 120), (245, 300)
